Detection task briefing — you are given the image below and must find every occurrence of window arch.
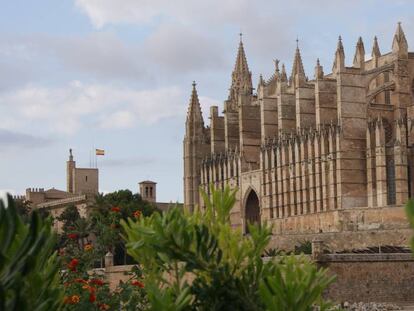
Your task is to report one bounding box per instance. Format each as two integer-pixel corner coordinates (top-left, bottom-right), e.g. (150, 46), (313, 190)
(244, 189), (260, 234)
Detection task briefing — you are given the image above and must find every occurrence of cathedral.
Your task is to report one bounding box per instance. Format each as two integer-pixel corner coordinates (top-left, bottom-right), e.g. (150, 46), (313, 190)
(183, 23), (414, 250)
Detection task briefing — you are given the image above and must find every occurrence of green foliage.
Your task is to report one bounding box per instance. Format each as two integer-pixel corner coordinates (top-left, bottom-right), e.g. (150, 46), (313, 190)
(259, 256), (335, 311)
(57, 191), (152, 309)
(122, 185), (334, 311)
(90, 190), (159, 261)
(0, 194), (63, 311)
(263, 248), (284, 257)
(406, 199), (414, 251)
(294, 240), (313, 255)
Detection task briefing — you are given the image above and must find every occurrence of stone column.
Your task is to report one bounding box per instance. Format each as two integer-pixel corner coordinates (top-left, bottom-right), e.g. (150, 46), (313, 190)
(394, 120), (409, 205)
(314, 131), (322, 212)
(375, 120), (387, 206)
(276, 145), (285, 218)
(366, 124), (376, 207)
(288, 140), (297, 216)
(308, 133), (316, 213)
(105, 252), (114, 268)
(328, 126), (337, 209)
(295, 138), (303, 214)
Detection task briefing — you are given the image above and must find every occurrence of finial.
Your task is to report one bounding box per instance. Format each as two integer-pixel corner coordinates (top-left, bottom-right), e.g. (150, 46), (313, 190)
(192, 81), (196, 88)
(317, 58), (320, 66)
(69, 148), (72, 156)
(296, 37), (299, 49)
(339, 35), (342, 42)
(273, 59), (280, 72)
(239, 32), (243, 43)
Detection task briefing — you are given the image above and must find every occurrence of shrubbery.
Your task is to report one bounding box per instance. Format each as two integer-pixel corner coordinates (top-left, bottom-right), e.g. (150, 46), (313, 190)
(1, 187), (336, 310)
(122, 186), (335, 310)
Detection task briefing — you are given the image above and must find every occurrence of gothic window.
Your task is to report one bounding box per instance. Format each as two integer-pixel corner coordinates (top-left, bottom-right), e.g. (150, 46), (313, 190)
(85, 176), (88, 182)
(386, 155), (396, 205)
(384, 72), (391, 105)
(383, 119), (393, 146)
(245, 190), (260, 234)
(145, 187), (149, 197)
(150, 187), (153, 198)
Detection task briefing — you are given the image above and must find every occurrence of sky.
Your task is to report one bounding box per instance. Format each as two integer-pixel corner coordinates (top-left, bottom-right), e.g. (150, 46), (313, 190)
(1, 0), (414, 202)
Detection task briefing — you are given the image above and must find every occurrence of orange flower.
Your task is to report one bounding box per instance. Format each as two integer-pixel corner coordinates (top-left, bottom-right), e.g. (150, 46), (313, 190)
(131, 280), (144, 288)
(133, 210), (141, 218)
(71, 295), (80, 304)
(84, 244), (93, 251)
(111, 206), (121, 212)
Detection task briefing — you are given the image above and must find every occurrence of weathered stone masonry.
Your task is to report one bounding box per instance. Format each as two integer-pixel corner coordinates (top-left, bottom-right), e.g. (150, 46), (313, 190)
(183, 24), (414, 250)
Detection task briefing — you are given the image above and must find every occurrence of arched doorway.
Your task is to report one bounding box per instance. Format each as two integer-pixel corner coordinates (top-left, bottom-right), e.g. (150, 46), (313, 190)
(245, 190), (260, 234)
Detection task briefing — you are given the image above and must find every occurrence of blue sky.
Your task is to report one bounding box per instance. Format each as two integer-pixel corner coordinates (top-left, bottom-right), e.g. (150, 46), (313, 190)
(1, 0), (414, 202)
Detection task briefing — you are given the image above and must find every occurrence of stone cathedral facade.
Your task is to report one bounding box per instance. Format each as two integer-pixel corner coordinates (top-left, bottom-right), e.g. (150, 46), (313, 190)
(183, 24), (414, 250)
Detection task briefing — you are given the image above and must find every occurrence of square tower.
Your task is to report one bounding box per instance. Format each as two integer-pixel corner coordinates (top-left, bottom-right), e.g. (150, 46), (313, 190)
(139, 180), (156, 203)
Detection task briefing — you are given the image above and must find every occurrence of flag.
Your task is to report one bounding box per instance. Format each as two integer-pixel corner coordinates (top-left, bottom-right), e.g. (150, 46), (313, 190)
(96, 149), (105, 156)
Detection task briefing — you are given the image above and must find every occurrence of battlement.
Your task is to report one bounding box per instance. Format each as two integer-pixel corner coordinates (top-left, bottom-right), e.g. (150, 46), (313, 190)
(26, 187), (45, 193)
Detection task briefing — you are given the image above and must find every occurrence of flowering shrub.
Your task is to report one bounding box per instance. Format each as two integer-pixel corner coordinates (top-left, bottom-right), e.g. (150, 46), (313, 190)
(57, 190), (156, 310)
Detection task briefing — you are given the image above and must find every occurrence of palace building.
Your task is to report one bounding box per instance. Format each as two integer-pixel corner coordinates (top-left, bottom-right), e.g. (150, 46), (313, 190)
(183, 23), (414, 250)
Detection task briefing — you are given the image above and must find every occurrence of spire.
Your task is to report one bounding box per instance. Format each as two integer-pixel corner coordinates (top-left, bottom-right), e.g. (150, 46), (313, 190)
(315, 58), (324, 80)
(229, 34), (253, 101)
(259, 74), (264, 86)
(353, 36), (365, 70)
(186, 81), (204, 128)
(290, 40), (306, 85)
(274, 59), (280, 77)
(371, 36), (381, 58)
(392, 22), (408, 57)
(234, 34), (250, 73)
(333, 35), (345, 73)
(280, 64), (288, 82)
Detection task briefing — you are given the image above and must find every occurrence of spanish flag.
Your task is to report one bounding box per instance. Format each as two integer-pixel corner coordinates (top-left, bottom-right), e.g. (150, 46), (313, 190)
(96, 149), (105, 156)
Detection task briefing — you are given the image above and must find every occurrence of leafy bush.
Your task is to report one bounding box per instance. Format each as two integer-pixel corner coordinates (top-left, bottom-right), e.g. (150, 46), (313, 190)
(259, 256), (334, 311)
(294, 240), (313, 255)
(122, 185), (335, 310)
(0, 194), (63, 311)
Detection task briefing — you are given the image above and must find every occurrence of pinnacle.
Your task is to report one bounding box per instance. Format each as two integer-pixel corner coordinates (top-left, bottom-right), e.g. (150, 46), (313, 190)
(234, 36), (250, 74)
(392, 22), (408, 54)
(393, 21), (407, 45)
(281, 63), (288, 82)
(229, 34), (253, 99)
(337, 35), (344, 52)
(372, 36), (381, 58)
(187, 81), (203, 123)
(291, 42), (306, 79)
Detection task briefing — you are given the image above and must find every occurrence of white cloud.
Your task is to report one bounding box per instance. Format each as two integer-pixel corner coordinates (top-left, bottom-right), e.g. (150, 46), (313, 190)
(0, 81), (186, 135)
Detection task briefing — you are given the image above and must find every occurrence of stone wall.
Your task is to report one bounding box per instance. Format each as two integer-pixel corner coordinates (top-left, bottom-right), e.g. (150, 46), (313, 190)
(267, 205), (411, 251)
(104, 265), (135, 291)
(320, 253), (414, 303)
